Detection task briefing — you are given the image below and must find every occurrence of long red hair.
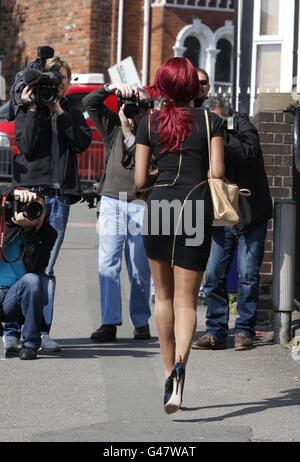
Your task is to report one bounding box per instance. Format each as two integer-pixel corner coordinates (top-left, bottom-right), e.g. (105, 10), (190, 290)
(152, 57), (200, 153)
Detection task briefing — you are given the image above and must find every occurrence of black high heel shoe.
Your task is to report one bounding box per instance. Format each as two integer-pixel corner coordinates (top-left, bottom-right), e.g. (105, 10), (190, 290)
(164, 376), (173, 406)
(164, 358), (185, 414)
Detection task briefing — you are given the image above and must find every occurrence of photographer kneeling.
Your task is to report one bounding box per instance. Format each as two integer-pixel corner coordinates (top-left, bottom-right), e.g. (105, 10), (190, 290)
(0, 189), (57, 360)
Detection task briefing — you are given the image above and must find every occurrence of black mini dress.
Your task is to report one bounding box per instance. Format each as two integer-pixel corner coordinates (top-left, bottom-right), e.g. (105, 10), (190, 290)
(135, 108), (224, 271)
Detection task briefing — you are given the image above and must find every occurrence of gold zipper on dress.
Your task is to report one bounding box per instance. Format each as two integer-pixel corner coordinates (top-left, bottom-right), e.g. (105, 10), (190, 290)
(170, 179), (207, 267)
(153, 145), (183, 189)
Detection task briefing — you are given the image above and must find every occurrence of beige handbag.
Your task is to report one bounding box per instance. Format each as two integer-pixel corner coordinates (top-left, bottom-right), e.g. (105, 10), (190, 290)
(204, 110), (251, 227)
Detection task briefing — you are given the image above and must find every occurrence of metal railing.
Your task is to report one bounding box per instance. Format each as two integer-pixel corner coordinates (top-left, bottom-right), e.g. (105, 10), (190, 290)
(0, 133), (105, 184)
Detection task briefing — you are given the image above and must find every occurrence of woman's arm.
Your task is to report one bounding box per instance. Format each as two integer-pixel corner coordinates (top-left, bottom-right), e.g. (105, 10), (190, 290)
(135, 143), (153, 189)
(209, 136), (224, 179)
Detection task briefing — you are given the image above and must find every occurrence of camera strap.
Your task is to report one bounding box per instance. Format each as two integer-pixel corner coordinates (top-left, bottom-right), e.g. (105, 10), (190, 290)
(0, 193), (25, 264)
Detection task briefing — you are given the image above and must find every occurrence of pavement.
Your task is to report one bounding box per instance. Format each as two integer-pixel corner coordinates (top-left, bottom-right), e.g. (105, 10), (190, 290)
(0, 201), (300, 445)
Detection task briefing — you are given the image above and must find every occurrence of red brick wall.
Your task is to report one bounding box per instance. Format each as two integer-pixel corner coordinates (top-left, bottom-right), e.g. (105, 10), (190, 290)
(0, 0), (94, 87)
(254, 111), (294, 295)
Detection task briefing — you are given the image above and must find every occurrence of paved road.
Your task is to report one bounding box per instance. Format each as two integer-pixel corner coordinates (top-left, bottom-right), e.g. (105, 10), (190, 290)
(0, 202), (300, 443)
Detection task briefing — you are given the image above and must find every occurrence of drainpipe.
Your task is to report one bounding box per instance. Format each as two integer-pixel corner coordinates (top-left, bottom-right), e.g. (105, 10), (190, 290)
(273, 200), (296, 344)
(117, 0), (124, 63)
(142, 0), (151, 86)
(292, 0), (299, 94)
(234, 0), (242, 111)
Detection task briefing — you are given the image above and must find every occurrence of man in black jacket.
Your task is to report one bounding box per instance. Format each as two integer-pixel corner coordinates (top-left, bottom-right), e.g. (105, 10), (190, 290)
(5, 56), (92, 352)
(0, 188), (57, 360)
(192, 97), (273, 351)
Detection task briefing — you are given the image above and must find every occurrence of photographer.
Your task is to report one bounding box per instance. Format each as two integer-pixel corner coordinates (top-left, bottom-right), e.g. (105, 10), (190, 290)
(192, 96), (273, 351)
(0, 188), (57, 360)
(82, 82), (152, 342)
(4, 56), (92, 352)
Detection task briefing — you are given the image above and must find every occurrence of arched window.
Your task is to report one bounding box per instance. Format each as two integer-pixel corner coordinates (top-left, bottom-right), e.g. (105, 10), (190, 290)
(183, 36), (201, 68)
(215, 38), (232, 82)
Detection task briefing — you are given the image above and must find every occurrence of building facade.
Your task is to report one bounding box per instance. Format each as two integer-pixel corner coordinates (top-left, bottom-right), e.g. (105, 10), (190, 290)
(0, 0), (235, 94)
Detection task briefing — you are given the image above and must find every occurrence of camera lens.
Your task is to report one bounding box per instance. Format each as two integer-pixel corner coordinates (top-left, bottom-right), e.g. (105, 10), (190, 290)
(123, 101), (140, 119)
(23, 201), (43, 220)
(38, 86), (57, 104)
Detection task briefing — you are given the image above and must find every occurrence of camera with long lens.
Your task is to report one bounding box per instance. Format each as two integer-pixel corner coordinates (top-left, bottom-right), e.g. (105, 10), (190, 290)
(117, 91), (159, 119)
(13, 196), (44, 220)
(8, 46), (62, 121)
(23, 46), (62, 106)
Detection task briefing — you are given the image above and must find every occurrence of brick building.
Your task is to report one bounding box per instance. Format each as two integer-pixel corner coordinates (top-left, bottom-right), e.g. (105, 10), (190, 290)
(0, 0), (235, 93)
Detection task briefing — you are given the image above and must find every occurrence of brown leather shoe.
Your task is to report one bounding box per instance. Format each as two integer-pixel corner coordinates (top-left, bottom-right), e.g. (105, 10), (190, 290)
(234, 334), (253, 351)
(191, 334), (226, 350)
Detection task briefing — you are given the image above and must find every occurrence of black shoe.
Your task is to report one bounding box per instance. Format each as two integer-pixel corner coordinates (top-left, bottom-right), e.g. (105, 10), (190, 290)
(90, 324), (117, 342)
(19, 346), (37, 360)
(164, 376), (173, 406)
(133, 324), (151, 340)
(164, 357), (185, 414)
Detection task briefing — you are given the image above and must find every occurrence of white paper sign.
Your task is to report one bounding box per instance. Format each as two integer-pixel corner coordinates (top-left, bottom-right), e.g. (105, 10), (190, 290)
(108, 57), (142, 88)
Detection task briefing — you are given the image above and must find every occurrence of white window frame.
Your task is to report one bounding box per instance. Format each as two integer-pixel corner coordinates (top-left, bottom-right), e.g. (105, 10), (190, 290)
(250, 0), (295, 114)
(173, 19), (233, 97)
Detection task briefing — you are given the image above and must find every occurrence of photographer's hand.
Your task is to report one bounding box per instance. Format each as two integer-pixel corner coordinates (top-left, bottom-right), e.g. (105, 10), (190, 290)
(119, 105), (134, 139)
(107, 82), (138, 99)
(21, 86), (37, 112)
(46, 100), (64, 116)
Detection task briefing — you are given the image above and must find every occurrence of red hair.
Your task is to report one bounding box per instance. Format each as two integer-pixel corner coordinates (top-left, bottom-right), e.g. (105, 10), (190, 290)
(152, 58), (200, 153)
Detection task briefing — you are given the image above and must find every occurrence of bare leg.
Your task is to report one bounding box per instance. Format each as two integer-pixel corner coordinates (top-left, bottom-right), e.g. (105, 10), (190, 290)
(148, 259), (175, 378)
(173, 265), (203, 368)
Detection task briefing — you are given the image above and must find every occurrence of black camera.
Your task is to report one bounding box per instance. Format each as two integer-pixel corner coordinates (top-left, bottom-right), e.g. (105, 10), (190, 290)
(222, 114), (238, 132)
(8, 46), (62, 120)
(23, 46), (62, 105)
(13, 196), (44, 220)
(117, 91), (158, 119)
(81, 184), (100, 209)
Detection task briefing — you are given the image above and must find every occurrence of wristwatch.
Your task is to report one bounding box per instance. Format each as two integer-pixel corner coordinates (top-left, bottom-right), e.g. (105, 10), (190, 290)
(103, 84), (114, 94)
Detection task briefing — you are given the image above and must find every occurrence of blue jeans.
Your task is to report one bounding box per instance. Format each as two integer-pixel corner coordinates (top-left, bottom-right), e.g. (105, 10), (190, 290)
(203, 223), (267, 341)
(3, 195), (70, 338)
(98, 196), (151, 327)
(0, 273), (46, 349)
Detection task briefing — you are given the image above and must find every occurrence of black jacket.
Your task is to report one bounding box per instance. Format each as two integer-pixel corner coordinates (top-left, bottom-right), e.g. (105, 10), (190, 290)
(12, 98), (92, 204)
(224, 113), (273, 234)
(21, 221), (58, 273)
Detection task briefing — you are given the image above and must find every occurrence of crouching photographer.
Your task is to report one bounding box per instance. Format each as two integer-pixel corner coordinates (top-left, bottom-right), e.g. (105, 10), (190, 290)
(192, 96), (273, 352)
(0, 188), (57, 360)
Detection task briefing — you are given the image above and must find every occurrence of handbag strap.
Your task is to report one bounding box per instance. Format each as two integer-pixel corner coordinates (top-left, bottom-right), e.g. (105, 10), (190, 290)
(204, 109), (213, 179)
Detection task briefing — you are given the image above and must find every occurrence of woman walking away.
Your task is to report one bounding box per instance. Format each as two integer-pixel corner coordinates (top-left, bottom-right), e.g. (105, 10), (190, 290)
(135, 57), (224, 414)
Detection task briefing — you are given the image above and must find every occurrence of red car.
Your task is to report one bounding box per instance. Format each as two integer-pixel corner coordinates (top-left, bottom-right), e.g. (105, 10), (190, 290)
(0, 73), (117, 183)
